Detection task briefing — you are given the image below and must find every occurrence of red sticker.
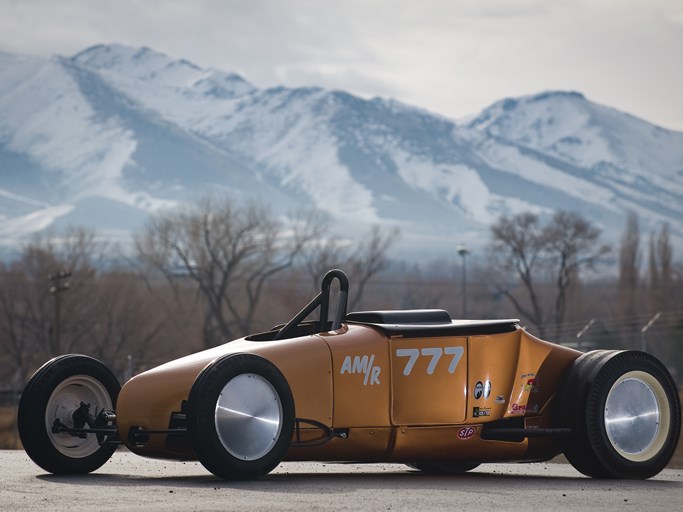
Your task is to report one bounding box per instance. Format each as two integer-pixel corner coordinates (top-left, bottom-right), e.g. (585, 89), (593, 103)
(457, 426), (476, 440)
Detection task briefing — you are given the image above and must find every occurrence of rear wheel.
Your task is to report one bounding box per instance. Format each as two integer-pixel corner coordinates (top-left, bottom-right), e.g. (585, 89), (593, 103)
(18, 355), (120, 474)
(557, 350), (680, 479)
(187, 354), (295, 480)
(556, 350), (617, 477)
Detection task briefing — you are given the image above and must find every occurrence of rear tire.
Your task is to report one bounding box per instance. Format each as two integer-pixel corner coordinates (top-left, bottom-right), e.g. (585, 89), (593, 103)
(556, 350), (617, 478)
(557, 350), (680, 479)
(18, 355), (120, 474)
(187, 354), (295, 480)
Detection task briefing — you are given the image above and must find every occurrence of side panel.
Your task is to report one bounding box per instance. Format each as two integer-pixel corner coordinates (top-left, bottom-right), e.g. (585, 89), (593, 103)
(390, 337), (468, 425)
(506, 330), (581, 418)
(465, 329), (581, 421)
(324, 325), (391, 428)
(257, 337), (334, 426)
(390, 426), (528, 462)
(116, 335), (333, 458)
(466, 331), (521, 420)
(285, 428), (394, 462)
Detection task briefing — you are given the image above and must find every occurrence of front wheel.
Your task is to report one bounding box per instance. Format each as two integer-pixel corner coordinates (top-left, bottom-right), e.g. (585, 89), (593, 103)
(187, 354), (295, 480)
(18, 355), (120, 474)
(557, 350), (680, 479)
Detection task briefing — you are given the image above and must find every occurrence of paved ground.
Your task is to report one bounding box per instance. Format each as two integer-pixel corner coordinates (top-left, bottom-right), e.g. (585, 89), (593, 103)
(1, 450), (682, 511)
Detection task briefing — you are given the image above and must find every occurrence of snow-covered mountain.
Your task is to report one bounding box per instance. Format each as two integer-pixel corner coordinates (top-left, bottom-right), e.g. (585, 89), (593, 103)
(1, 44), (682, 260)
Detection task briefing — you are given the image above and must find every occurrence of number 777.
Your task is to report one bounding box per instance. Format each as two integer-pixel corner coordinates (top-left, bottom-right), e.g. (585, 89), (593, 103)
(395, 347), (464, 376)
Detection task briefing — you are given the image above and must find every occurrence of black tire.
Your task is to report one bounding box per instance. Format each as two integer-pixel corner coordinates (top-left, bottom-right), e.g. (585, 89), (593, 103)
(408, 462), (479, 474)
(557, 350), (680, 479)
(187, 354), (295, 480)
(18, 355), (120, 474)
(556, 350), (619, 478)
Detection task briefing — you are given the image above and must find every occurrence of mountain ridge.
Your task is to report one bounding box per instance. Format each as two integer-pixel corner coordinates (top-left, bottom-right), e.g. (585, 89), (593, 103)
(1, 44), (682, 259)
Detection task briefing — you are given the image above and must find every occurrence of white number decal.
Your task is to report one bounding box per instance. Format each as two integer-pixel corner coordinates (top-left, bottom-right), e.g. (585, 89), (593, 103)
(445, 346), (464, 373)
(395, 348), (419, 376)
(396, 346), (464, 376)
(420, 347), (442, 375)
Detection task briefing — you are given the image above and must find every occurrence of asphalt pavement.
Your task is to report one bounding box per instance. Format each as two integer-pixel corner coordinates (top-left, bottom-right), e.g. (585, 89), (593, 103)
(1, 450), (682, 511)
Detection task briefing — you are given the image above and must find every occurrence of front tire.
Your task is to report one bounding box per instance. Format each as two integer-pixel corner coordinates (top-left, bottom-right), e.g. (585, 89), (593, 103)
(18, 355), (120, 474)
(187, 354), (295, 480)
(558, 350), (680, 479)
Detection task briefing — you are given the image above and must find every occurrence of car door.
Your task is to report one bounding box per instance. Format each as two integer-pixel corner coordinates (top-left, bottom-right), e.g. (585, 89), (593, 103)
(390, 336), (468, 425)
(324, 325), (391, 428)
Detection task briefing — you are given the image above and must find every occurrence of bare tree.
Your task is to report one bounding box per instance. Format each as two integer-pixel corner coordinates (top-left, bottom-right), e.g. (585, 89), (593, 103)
(301, 225), (400, 310)
(649, 223), (674, 309)
(0, 263), (38, 386)
(544, 211), (610, 333)
(0, 228), (98, 383)
(135, 196), (325, 347)
(0, 227), (166, 385)
(488, 211), (610, 338)
(85, 272), (167, 373)
(649, 232), (660, 290)
(347, 226), (400, 310)
(619, 212), (641, 290)
(657, 223), (672, 288)
(488, 212), (547, 332)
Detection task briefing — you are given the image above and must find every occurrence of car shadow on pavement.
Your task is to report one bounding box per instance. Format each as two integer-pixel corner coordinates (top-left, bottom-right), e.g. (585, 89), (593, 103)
(36, 467), (681, 494)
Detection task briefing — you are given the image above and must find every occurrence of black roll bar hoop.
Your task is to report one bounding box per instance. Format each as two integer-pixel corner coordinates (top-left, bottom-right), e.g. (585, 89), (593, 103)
(274, 269), (349, 340)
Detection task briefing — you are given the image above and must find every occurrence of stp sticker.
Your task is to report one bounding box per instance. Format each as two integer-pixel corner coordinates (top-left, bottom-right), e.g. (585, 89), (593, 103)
(457, 426), (476, 440)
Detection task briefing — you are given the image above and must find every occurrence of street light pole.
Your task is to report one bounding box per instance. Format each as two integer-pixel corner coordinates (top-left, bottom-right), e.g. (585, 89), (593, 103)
(457, 245), (470, 318)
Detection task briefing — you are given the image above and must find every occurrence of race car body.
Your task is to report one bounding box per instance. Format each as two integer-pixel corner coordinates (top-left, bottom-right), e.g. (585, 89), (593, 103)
(18, 270), (681, 480)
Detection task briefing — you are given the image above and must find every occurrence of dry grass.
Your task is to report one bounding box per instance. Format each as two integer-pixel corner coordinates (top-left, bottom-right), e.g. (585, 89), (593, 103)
(0, 406), (21, 449)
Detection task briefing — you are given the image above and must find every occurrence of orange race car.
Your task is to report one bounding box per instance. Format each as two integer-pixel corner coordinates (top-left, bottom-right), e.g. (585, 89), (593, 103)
(18, 270), (681, 480)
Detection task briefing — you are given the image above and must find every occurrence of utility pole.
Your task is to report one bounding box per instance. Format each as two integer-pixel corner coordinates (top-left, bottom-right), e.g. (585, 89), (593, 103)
(457, 245), (470, 318)
(48, 270), (71, 355)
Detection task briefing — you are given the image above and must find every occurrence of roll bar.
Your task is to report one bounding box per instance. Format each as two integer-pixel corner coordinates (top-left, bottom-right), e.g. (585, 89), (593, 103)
(274, 269), (349, 340)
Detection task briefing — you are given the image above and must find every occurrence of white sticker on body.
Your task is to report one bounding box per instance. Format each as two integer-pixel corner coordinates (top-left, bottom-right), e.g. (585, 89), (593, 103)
(395, 346), (464, 376)
(340, 354), (381, 385)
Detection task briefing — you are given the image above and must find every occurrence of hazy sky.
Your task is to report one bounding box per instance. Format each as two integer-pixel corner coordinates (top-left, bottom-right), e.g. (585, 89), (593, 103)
(2, 0), (682, 130)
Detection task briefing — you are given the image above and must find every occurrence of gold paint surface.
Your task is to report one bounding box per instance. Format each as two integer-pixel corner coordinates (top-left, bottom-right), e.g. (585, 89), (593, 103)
(114, 321), (582, 463)
(390, 337), (468, 425)
(323, 325), (391, 427)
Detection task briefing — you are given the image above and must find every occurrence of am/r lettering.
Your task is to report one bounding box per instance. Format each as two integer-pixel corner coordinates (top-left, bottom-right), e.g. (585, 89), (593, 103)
(340, 354), (381, 385)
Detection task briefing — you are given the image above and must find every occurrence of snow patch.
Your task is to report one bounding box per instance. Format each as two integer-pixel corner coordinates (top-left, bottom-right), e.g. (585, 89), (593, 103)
(478, 140), (618, 210)
(391, 148), (494, 223)
(0, 56), (138, 202)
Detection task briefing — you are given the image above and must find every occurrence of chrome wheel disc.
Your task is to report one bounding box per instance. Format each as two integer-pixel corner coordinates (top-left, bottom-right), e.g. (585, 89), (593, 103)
(45, 375), (113, 458)
(214, 373), (283, 461)
(604, 371), (670, 462)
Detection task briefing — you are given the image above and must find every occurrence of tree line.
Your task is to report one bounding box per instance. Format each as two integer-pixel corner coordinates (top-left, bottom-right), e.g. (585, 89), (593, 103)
(0, 197), (398, 386)
(1, 196), (681, 391)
